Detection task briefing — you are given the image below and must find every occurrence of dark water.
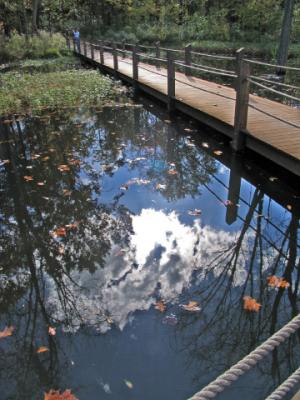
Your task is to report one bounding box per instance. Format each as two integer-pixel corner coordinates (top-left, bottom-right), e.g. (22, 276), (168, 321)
(0, 101), (300, 400)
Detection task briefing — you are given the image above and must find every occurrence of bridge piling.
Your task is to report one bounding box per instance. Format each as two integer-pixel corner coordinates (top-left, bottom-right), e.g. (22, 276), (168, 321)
(167, 50), (176, 113)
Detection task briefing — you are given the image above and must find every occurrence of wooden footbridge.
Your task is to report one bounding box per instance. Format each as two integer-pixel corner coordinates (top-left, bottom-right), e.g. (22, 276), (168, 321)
(68, 38), (300, 177)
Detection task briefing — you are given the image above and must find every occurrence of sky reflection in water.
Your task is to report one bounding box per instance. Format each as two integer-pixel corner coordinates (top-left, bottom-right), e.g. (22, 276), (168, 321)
(0, 103), (299, 400)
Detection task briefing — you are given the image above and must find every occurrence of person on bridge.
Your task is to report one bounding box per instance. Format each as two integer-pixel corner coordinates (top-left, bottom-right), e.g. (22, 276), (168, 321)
(73, 29), (80, 52)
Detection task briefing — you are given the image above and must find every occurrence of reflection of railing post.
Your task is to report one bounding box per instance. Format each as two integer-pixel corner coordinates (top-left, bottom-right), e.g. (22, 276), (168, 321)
(113, 42), (118, 71)
(232, 48), (250, 151)
(132, 45), (139, 94)
(184, 44), (192, 76)
(99, 41), (104, 64)
(155, 41), (160, 69)
(167, 50), (175, 113)
(226, 155), (242, 225)
(83, 41), (87, 56)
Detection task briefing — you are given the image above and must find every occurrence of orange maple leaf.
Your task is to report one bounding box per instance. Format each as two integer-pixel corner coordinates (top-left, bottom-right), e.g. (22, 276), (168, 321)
(0, 326), (14, 339)
(243, 296), (261, 312)
(44, 389), (78, 400)
(182, 301), (201, 312)
(155, 300), (166, 313)
(37, 346), (49, 353)
(267, 276), (290, 289)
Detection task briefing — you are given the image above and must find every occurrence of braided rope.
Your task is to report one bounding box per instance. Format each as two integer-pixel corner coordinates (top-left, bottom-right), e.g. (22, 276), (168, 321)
(188, 314), (300, 400)
(265, 367), (300, 400)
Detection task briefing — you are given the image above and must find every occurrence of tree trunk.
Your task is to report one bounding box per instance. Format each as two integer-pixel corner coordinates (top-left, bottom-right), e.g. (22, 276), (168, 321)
(277, 0), (295, 75)
(32, 0), (40, 33)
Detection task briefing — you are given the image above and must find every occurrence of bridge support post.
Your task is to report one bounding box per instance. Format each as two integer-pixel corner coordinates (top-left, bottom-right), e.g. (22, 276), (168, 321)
(232, 48), (250, 152)
(83, 41), (87, 57)
(132, 45), (139, 95)
(184, 44), (192, 76)
(113, 42), (118, 71)
(155, 41), (160, 69)
(167, 50), (176, 113)
(99, 41), (104, 64)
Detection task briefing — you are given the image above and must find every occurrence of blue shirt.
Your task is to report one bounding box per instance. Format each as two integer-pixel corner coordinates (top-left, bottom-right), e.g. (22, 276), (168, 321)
(74, 31), (80, 39)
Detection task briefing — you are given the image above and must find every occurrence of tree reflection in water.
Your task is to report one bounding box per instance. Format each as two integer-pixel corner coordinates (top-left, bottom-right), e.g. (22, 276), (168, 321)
(0, 105), (299, 400)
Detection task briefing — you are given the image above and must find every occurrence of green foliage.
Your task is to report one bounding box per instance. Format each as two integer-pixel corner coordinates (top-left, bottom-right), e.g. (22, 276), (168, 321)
(0, 68), (117, 115)
(0, 32), (67, 63)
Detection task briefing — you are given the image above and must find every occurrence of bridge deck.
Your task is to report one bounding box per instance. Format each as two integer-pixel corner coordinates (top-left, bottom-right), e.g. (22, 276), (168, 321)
(81, 46), (300, 175)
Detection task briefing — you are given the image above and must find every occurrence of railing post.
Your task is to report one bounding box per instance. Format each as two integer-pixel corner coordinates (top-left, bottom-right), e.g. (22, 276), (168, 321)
(73, 38), (76, 52)
(184, 44), (192, 76)
(83, 41), (87, 57)
(132, 44), (139, 94)
(167, 50), (176, 113)
(91, 44), (94, 60)
(113, 42), (118, 71)
(122, 39), (126, 59)
(232, 48), (250, 152)
(66, 36), (70, 50)
(99, 41), (104, 64)
(78, 39), (81, 54)
(155, 41), (160, 69)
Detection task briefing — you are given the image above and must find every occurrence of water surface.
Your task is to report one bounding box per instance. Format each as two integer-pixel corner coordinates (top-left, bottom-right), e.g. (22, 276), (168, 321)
(0, 102), (300, 400)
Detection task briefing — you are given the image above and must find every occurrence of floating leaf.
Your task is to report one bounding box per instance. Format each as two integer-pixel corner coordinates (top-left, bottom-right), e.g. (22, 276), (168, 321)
(37, 346), (49, 354)
(68, 159), (81, 166)
(48, 326), (56, 336)
(287, 204), (292, 211)
(44, 389), (78, 400)
(63, 189), (72, 196)
(182, 301), (201, 312)
(124, 380), (133, 389)
(243, 296), (261, 312)
(42, 156), (50, 162)
(37, 182), (45, 186)
(167, 169), (178, 175)
(65, 222), (79, 230)
(0, 326), (14, 339)
(120, 184), (129, 191)
(51, 227), (67, 238)
(24, 175), (34, 181)
(0, 159), (10, 166)
(188, 209), (201, 216)
(57, 164), (70, 172)
(155, 301), (166, 313)
(31, 154), (41, 160)
(213, 150), (223, 156)
(269, 176), (278, 182)
(202, 142), (209, 148)
(156, 183), (166, 190)
(267, 276), (290, 289)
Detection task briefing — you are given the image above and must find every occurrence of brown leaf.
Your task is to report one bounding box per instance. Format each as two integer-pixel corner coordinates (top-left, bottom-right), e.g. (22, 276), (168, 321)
(267, 276), (290, 289)
(44, 389), (78, 400)
(63, 189), (72, 196)
(48, 326), (56, 336)
(182, 301), (201, 312)
(167, 169), (178, 175)
(155, 301), (166, 313)
(37, 346), (49, 353)
(42, 156), (50, 162)
(0, 326), (14, 339)
(57, 165), (70, 172)
(24, 175), (34, 181)
(51, 227), (67, 238)
(213, 150), (223, 156)
(243, 296), (261, 312)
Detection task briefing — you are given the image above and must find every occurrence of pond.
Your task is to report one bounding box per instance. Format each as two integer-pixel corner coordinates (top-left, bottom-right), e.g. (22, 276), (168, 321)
(0, 100), (300, 400)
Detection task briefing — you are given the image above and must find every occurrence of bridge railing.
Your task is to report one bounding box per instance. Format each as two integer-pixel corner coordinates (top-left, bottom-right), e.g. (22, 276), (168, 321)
(68, 37), (300, 151)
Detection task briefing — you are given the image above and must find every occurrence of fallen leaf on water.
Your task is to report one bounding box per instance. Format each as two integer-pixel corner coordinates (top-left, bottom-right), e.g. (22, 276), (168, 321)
(48, 326), (56, 336)
(269, 176), (278, 182)
(243, 296), (261, 312)
(42, 156), (50, 162)
(124, 380), (133, 389)
(168, 169), (178, 175)
(57, 165), (70, 172)
(182, 301), (201, 312)
(188, 209), (201, 216)
(0, 326), (14, 339)
(65, 222), (79, 230)
(37, 346), (49, 353)
(68, 159), (81, 166)
(24, 175), (34, 181)
(202, 142), (209, 148)
(120, 184), (129, 191)
(164, 119), (171, 124)
(58, 245), (65, 255)
(184, 128), (193, 132)
(37, 182), (45, 186)
(31, 154), (41, 160)
(213, 150), (223, 156)
(63, 189), (72, 196)
(267, 276), (290, 289)
(168, 162), (176, 167)
(51, 227), (67, 238)
(0, 159), (10, 166)
(156, 183), (166, 190)
(287, 204), (292, 211)
(49, 148), (55, 153)
(155, 301), (166, 313)
(44, 389), (78, 400)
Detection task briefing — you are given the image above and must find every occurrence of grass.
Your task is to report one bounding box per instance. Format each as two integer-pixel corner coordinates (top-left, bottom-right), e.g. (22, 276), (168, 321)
(0, 55), (81, 73)
(0, 64), (119, 115)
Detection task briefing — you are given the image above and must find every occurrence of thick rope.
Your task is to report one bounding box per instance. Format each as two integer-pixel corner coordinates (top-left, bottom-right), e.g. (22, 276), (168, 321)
(188, 314), (300, 400)
(265, 367), (300, 400)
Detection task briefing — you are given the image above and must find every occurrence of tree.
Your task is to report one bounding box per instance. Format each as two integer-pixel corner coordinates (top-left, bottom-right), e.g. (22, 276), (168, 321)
(277, 0), (295, 74)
